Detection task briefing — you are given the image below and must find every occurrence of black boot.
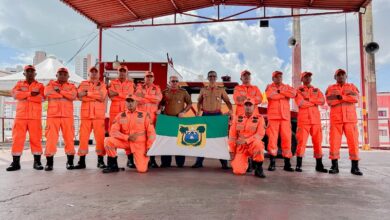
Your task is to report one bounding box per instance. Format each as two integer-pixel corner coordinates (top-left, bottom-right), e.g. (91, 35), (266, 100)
(127, 154), (136, 168)
(283, 158), (294, 172)
(191, 157), (204, 168)
(328, 159), (339, 174)
(33, 155), (44, 170)
(315, 158), (328, 173)
(295, 157), (303, 172)
(102, 157), (119, 173)
(148, 156), (159, 168)
(175, 156), (185, 168)
(220, 159), (229, 170)
(160, 155), (172, 168)
(268, 155), (276, 171)
(45, 156), (54, 171)
(97, 155), (106, 169)
(254, 161), (266, 178)
(74, 156), (86, 169)
(247, 158), (253, 173)
(66, 155), (75, 170)
(351, 160), (363, 176)
(6, 156), (21, 171)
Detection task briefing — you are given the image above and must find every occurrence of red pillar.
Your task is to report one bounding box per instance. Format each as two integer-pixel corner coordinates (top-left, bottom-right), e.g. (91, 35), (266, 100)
(359, 13), (370, 150)
(98, 27), (104, 81)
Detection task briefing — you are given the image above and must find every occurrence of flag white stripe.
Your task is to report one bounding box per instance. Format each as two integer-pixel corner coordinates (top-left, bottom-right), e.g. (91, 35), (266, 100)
(147, 135), (230, 160)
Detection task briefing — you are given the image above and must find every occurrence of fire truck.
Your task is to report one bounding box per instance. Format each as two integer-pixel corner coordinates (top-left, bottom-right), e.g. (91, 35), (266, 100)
(103, 61), (297, 157)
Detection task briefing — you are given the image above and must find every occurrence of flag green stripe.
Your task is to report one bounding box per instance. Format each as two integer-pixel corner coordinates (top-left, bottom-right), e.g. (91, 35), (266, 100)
(155, 114), (228, 138)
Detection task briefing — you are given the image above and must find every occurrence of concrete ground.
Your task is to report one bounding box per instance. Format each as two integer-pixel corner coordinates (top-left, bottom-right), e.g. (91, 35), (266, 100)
(0, 147), (389, 220)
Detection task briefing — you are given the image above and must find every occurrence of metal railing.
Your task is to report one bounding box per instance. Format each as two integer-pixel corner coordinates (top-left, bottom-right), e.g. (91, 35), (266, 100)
(1, 116), (389, 149)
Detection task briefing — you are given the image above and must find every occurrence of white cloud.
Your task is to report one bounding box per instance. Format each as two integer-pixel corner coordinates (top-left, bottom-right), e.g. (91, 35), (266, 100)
(0, 0), (284, 91)
(0, 0), (389, 93)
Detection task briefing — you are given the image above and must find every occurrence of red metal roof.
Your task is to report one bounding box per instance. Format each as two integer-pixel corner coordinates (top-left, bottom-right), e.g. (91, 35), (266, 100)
(60, 0), (372, 27)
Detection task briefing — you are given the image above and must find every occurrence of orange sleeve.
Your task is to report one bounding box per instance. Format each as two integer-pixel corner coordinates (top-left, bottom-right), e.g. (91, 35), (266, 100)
(326, 87), (343, 106)
(109, 82), (125, 101)
(295, 91), (314, 109)
(27, 83), (44, 103)
(246, 116), (265, 144)
(11, 83), (30, 100)
(60, 84), (77, 101)
(45, 82), (63, 99)
(78, 82), (94, 102)
(145, 113), (156, 149)
(280, 85), (296, 98)
(144, 86), (162, 104)
(309, 89), (325, 106)
(228, 116), (237, 153)
(254, 87), (263, 105)
(117, 82), (133, 99)
(265, 85), (285, 100)
(341, 85), (359, 104)
(86, 84), (107, 101)
(109, 114), (129, 141)
(233, 87), (243, 105)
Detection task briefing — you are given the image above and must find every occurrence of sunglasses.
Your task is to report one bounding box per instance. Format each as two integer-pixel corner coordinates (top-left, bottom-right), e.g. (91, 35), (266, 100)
(146, 75), (154, 78)
(208, 75), (217, 78)
(171, 80), (179, 83)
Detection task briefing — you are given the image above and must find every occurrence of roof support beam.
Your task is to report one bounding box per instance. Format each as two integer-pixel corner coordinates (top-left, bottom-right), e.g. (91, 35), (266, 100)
(360, 0), (372, 8)
(170, 0), (180, 12)
(117, 0), (140, 19)
(180, 12), (217, 21)
(222, 6), (260, 20)
(111, 10), (354, 28)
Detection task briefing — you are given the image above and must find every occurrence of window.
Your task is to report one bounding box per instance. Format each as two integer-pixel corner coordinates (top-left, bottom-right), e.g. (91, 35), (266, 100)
(378, 110), (387, 117)
(379, 129), (388, 137)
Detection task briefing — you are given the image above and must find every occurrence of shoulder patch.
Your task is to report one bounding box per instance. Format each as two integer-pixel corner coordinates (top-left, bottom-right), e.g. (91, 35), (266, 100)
(121, 112), (126, 117)
(238, 116), (244, 122)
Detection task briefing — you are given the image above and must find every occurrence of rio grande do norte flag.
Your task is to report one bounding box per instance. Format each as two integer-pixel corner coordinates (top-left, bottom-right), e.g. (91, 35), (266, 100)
(147, 114), (230, 160)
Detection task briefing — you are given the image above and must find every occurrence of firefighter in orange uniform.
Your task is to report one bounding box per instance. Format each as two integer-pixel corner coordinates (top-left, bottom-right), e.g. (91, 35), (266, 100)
(265, 71), (296, 172)
(74, 66), (107, 169)
(103, 95), (156, 173)
(44, 67), (77, 171)
(108, 65), (135, 168)
(325, 69), (362, 175)
(6, 65), (44, 171)
(233, 70), (263, 115)
(294, 71), (327, 173)
(229, 98), (266, 178)
(134, 71), (162, 168)
(233, 69), (263, 172)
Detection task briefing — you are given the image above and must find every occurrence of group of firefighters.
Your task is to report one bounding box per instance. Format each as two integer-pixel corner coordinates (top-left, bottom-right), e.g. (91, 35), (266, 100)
(5, 64), (363, 178)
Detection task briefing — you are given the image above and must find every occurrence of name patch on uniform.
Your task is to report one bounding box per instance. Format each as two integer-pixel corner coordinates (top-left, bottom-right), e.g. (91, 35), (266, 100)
(177, 124), (206, 148)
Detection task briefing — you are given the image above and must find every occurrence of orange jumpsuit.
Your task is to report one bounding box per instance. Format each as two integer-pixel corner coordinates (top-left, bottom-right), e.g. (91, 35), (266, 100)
(233, 84), (263, 115)
(77, 80), (107, 156)
(265, 83), (296, 158)
(104, 110), (156, 173)
(108, 79), (134, 129)
(44, 80), (77, 156)
(135, 83), (162, 124)
(295, 85), (325, 158)
(229, 114), (265, 175)
(11, 80), (44, 156)
(326, 83), (360, 160)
